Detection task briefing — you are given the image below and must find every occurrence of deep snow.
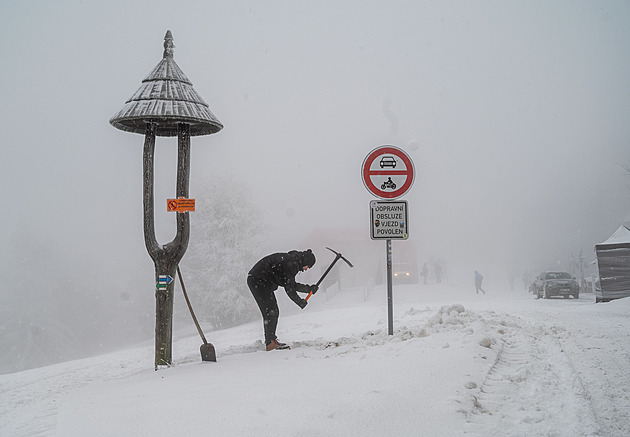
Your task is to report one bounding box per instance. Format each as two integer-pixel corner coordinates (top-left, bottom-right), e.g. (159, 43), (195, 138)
(1, 282), (629, 437)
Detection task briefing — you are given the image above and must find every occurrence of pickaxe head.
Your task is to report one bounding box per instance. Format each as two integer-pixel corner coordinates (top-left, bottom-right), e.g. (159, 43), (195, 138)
(326, 247), (354, 268)
(309, 247), (355, 295)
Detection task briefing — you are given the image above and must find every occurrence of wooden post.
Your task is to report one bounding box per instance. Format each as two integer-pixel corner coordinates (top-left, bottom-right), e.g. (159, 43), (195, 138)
(143, 122), (192, 368)
(110, 31), (223, 369)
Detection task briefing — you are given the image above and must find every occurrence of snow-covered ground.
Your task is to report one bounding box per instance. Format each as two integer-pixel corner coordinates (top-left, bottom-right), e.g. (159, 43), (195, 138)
(1, 283), (629, 437)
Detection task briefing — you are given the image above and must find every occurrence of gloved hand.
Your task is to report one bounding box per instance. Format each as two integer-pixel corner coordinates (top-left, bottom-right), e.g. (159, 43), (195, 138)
(297, 298), (308, 309)
(309, 285), (319, 294)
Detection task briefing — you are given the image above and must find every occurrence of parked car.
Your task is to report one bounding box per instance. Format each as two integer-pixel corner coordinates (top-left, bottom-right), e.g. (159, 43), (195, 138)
(534, 271), (580, 299)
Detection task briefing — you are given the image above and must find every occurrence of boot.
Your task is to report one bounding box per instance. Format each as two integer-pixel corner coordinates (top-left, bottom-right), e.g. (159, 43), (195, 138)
(266, 339), (291, 351)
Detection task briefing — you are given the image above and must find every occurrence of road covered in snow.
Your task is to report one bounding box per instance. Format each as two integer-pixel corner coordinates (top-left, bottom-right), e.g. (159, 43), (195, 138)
(457, 292), (629, 436)
(1, 283), (628, 436)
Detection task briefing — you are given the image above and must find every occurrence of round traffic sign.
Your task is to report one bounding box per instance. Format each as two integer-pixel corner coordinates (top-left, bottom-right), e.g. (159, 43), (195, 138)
(361, 145), (415, 199)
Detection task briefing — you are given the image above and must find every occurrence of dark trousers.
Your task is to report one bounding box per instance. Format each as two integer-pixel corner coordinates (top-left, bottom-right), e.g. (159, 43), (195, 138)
(247, 275), (279, 345)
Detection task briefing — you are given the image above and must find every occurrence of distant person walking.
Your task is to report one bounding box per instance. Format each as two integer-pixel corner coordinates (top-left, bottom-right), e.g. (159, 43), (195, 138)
(434, 262), (443, 284)
(474, 270), (486, 295)
(421, 263), (428, 284)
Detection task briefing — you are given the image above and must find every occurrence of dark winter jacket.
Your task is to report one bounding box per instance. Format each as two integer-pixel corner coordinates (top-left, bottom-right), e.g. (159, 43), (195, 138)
(248, 250), (315, 306)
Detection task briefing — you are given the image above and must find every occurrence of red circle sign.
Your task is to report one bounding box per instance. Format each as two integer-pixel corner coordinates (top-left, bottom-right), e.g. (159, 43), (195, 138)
(362, 145), (415, 199)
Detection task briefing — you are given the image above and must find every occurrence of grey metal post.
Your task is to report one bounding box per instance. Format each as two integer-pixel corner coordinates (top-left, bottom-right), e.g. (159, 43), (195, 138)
(386, 239), (393, 335)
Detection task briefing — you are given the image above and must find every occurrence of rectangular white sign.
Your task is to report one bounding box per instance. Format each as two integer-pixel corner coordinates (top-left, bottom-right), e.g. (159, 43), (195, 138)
(370, 200), (408, 240)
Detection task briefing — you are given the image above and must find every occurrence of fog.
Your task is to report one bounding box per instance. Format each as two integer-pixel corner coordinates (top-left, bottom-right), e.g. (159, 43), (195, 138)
(1, 1), (629, 372)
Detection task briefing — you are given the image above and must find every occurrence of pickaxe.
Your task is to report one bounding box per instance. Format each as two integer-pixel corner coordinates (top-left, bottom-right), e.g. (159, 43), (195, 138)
(306, 247), (354, 301)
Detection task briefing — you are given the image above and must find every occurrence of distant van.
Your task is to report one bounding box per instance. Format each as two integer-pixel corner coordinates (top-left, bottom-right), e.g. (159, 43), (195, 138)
(393, 262), (417, 284)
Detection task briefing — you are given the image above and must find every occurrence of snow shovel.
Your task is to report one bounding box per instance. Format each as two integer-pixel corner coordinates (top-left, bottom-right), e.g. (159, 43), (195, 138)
(305, 247), (354, 301)
(176, 266), (217, 362)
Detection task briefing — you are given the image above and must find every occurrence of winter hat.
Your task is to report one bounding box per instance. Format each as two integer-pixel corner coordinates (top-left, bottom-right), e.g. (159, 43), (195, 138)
(301, 249), (316, 268)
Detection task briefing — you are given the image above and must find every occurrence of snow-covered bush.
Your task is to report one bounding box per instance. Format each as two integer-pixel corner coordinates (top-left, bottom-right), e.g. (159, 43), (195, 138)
(182, 180), (267, 329)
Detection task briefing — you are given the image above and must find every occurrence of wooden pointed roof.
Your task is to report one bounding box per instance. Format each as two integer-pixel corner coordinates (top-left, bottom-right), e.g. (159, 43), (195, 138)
(110, 31), (223, 137)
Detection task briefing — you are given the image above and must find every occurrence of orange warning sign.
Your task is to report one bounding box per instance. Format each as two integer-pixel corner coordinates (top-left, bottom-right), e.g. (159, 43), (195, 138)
(166, 197), (196, 212)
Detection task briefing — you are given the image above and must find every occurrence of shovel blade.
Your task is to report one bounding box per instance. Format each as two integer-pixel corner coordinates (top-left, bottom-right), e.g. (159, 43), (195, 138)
(200, 343), (217, 362)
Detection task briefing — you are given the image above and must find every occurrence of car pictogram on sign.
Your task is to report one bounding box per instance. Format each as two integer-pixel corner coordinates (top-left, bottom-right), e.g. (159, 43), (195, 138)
(380, 156), (397, 168)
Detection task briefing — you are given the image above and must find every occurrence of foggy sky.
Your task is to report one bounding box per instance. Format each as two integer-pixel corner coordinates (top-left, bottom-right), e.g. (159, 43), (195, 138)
(2, 1), (630, 289)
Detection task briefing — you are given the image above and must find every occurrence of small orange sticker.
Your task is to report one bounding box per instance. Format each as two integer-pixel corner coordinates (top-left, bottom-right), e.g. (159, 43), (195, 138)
(166, 197), (195, 212)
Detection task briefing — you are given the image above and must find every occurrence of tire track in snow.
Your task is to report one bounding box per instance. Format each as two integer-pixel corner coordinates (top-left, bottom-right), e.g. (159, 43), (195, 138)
(546, 320), (630, 436)
(462, 316), (601, 436)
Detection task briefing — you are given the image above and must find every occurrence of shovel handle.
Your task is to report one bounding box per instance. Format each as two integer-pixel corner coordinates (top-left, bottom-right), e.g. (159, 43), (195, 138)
(176, 266), (208, 345)
(306, 291), (314, 301)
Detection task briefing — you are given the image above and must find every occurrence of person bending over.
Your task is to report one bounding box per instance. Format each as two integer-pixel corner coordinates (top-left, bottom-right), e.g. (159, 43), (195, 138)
(247, 249), (318, 351)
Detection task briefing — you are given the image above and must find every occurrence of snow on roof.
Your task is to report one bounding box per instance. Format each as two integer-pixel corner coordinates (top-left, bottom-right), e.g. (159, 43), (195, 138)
(110, 30), (223, 137)
(597, 225), (630, 246)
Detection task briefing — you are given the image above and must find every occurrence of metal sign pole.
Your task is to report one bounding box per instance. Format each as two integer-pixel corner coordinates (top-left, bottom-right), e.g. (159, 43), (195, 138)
(386, 239), (393, 335)
(362, 145), (415, 338)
